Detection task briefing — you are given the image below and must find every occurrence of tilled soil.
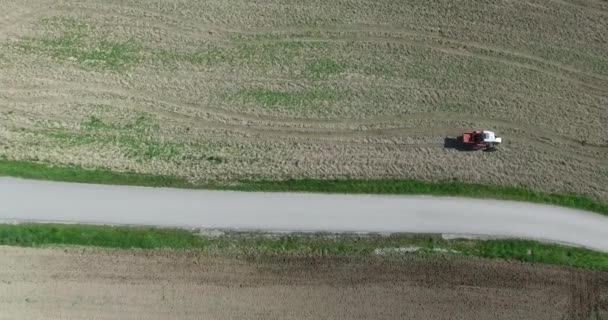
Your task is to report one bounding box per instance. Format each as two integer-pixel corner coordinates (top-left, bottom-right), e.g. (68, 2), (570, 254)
(0, 0), (607, 200)
(0, 246), (606, 320)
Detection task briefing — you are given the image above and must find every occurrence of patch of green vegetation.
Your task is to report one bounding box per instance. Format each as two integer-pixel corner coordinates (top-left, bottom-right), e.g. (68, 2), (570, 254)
(21, 36), (141, 70)
(122, 114), (161, 133)
(81, 116), (116, 130)
(154, 39), (327, 68)
(470, 239), (608, 270)
(237, 88), (342, 108)
(0, 51), (7, 65)
(220, 234), (608, 271)
(204, 156), (224, 164)
(46, 114), (180, 161)
(0, 159), (606, 215)
(361, 61), (398, 78)
(45, 128), (183, 162)
(45, 130), (97, 145)
(235, 40), (324, 65)
(19, 17), (141, 70)
(0, 159), (190, 188)
(128, 138), (182, 162)
(38, 16), (87, 30)
(0, 225), (606, 271)
(154, 47), (232, 66)
(305, 58), (346, 77)
(0, 224), (206, 249)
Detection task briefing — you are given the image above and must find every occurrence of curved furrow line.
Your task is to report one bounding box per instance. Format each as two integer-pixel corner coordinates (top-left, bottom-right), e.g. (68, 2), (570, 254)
(242, 35), (608, 95)
(0, 91), (588, 146)
(109, 114), (608, 166)
(2, 75), (602, 131)
(31, 4), (608, 87)
(0, 79), (448, 129)
(3, 70), (606, 149)
(1, 83), (606, 155)
(3, 100), (604, 166)
(78, 100), (607, 164)
(243, 24), (608, 80)
(395, 28), (608, 83)
(545, 0), (608, 15)
(2, 103), (443, 150)
(238, 24), (608, 86)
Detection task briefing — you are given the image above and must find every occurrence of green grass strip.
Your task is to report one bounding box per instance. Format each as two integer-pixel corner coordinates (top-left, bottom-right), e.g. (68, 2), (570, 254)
(1, 224), (607, 271)
(0, 159), (606, 214)
(0, 159), (191, 188)
(0, 224), (206, 249)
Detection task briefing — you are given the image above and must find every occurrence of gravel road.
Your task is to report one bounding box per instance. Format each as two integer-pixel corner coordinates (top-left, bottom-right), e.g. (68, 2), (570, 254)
(1, 177), (607, 251)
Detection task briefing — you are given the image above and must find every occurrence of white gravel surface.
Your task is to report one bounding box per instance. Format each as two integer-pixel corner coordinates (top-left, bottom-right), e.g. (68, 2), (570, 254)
(1, 177), (607, 252)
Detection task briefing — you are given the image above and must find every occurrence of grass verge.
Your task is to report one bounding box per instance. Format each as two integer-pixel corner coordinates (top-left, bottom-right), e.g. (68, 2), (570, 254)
(0, 159), (191, 188)
(1, 224), (607, 271)
(0, 224), (206, 249)
(0, 159), (606, 215)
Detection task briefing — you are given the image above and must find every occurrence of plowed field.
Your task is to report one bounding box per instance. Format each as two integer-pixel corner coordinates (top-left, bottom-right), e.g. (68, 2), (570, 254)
(0, 0), (606, 199)
(0, 246), (607, 319)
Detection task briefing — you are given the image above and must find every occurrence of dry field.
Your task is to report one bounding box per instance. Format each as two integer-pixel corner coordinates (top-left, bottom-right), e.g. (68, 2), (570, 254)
(0, 0), (606, 199)
(0, 246), (606, 320)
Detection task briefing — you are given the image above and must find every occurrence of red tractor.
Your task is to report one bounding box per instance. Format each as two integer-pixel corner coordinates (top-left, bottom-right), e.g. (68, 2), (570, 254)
(459, 130), (502, 151)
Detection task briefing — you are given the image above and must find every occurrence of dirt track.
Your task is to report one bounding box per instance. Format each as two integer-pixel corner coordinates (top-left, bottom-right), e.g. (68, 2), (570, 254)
(0, 246), (606, 320)
(0, 0), (607, 200)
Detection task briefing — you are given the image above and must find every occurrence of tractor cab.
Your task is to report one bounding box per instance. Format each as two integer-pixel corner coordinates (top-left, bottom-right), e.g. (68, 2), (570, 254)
(481, 131), (502, 144)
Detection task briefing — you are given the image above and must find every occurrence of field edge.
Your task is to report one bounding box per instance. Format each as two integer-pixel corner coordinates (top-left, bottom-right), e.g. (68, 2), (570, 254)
(1, 223), (607, 272)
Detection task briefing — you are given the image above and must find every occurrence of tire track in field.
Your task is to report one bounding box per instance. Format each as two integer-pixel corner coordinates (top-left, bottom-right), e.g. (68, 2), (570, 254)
(20, 106), (603, 170)
(1, 79), (458, 130)
(246, 24), (608, 82)
(0, 84), (593, 147)
(2, 86), (606, 164)
(4, 104), (604, 170)
(2, 78), (606, 153)
(377, 26), (608, 84)
(2, 102), (445, 150)
(87, 5), (608, 90)
(39, 2), (608, 90)
(237, 27), (608, 95)
(234, 36), (608, 97)
(0, 94), (445, 141)
(11, 7), (607, 96)
(2, 75), (603, 131)
(545, 0), (608, 15)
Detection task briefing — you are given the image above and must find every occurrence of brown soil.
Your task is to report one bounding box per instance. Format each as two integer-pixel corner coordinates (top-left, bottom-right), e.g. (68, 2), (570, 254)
(0, 0), (606, 200)
(0, 246), (606, 320)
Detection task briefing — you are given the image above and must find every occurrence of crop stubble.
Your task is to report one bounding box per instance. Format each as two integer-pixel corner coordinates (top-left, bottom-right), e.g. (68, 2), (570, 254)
(0, 0), (606, 199)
